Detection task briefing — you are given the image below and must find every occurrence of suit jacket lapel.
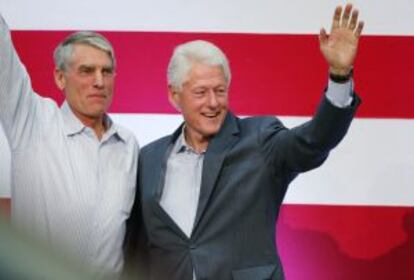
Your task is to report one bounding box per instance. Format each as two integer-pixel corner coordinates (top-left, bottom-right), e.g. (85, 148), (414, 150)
(193, 112), (239, 232)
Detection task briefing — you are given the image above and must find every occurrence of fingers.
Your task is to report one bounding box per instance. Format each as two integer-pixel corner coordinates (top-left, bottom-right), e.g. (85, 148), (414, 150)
(332, 6), (342, 29)
(341, 3), (353, 28)
(349, 9), (359, 30)
(355, 21), (364, 38)
(319, 28), (328, 45)
(332, 3), (363, 34)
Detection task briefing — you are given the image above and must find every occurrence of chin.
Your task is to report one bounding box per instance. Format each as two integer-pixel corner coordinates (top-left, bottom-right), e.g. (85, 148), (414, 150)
(88, 106), (107, 115)
(86, 110), (106, 119)
(201, 126), (222, 138)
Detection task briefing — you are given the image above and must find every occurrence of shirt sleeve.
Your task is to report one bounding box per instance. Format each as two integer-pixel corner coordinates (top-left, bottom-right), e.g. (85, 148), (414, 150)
(325, 78), (353, 108)
(0, 14), (41, 150)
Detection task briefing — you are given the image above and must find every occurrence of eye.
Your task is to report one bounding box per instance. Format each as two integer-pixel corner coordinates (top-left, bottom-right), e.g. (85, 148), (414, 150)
(102, 67), (114, 77)
(79, 66), (95, 75)
(215, 87), (227, 96)
(193, 89), (206, 97)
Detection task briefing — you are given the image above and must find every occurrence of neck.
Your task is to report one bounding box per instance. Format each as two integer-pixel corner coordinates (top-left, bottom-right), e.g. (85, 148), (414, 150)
(184, 129), (209, 154)
(85, 118), (106, 140)
(74, 112), (107, 140)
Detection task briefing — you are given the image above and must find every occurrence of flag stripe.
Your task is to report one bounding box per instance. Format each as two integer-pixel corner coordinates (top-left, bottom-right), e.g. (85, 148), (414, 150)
(278, 204), (414, 279)
(3, 0), (414, 36)
(12, 31), (414, 118)
(2, 114), (414, 206)
(109, 114), (414, 206)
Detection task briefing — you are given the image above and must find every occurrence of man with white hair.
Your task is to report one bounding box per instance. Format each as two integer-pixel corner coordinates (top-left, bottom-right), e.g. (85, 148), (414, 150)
(125, 4), (363, 280)
(0, 14), (138, 277)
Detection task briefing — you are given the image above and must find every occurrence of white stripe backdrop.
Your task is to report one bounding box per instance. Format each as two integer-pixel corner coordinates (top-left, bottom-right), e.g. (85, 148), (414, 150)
(3, 115), (414, 204)
(0, 0), (413, 35)
(110, 115), (414, 206)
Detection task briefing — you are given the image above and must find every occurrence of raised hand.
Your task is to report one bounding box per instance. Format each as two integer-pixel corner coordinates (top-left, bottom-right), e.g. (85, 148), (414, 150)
(319, 3), (364, 76)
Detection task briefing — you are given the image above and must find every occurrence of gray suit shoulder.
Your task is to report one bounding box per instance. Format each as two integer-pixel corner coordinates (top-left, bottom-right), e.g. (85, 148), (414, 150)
(141, 135), (171, 154)
(238, 115), (286, 133)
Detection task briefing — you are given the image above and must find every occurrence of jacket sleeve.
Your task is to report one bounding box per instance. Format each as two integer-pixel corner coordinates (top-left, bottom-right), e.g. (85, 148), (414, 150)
(260, 94), (361, 173)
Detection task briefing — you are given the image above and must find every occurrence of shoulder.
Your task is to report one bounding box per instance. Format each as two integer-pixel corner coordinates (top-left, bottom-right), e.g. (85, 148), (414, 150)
(113, 123), (139, 149)
(140, 135), (172, 156)
(237, 115), (285, 133)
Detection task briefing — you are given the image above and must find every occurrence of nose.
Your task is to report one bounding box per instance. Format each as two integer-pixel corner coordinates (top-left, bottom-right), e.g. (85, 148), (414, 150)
(207, 91), (219, 108)
(93, 71), (104, 88)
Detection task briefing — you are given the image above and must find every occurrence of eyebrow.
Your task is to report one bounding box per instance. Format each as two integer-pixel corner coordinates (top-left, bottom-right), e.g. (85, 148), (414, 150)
(77, 64), (114, 70)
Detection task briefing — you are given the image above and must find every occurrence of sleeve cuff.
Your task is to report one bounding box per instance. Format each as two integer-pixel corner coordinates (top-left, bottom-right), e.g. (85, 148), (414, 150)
(326, 78), (354, 108)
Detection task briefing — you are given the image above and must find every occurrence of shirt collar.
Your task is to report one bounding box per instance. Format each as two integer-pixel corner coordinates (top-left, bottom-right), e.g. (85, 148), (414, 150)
(61, 101), (85, 136)
(173, 126), (205, 155)
(60, 101), (127, 142)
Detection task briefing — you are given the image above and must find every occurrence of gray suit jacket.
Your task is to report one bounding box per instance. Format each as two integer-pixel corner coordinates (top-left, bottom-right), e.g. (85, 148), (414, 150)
(125, 95), (360, 280)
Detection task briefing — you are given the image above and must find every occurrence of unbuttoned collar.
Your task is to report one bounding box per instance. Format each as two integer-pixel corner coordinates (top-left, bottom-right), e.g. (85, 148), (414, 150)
(60, 101), (127, 142)
(173, 126), (206, 155)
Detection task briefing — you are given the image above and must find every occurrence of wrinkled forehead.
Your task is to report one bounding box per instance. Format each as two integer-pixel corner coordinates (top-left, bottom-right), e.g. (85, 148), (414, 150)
(66, 43), (114, 68)
(183, 62), (227, 85)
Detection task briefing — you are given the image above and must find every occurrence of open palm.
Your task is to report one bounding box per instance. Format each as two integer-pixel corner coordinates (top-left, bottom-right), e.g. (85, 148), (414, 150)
(320, 4), (364, 76)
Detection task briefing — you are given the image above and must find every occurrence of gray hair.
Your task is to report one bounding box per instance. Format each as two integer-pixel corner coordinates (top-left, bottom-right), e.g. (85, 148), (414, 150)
(167, 40), (231, 90)
(53, 31), (116, 71)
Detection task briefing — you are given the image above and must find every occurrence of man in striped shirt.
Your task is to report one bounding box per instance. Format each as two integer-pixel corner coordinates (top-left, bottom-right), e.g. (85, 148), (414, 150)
(0, 14), (138, 278)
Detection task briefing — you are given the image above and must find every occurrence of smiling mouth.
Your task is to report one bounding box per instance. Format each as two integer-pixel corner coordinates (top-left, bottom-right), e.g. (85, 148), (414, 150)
(202, 112), (221, 118)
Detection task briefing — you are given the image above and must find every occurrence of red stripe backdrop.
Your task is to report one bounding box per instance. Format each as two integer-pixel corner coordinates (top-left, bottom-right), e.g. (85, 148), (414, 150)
(12, 31), (414, 118)
(278, 205), (414, 280)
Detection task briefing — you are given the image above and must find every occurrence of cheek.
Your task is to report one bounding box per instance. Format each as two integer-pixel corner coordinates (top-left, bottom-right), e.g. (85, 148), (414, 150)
(105, 77), (115, 88)
(180, 98), (201, 113)
(218, 97), (229, 108)
(105, 82), (115, 99)
(180, 106), (201, 124)
(68, 81), (89, 96)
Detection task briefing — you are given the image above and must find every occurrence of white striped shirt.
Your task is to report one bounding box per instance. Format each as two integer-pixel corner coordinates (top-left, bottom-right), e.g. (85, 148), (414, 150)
(0, 15), (138, 277)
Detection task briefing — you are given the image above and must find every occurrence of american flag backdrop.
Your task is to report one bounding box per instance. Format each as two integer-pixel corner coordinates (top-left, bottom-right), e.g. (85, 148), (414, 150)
(0, 0), (414, 279)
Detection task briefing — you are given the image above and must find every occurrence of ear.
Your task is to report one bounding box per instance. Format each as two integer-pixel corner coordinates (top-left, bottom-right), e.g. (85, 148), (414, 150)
(54, 68), (66, 91)
(168, 85), (181, 112)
